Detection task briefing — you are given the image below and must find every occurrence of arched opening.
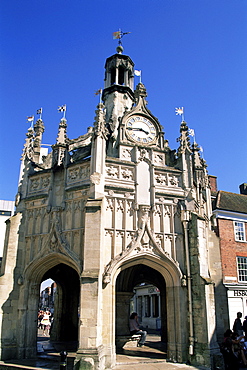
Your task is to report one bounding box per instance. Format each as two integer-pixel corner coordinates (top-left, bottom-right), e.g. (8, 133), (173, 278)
(118, 66), (125, 85)
(115, 264), (167, 357)
(132, 283), (161, 332)
(110, 68), (116, 85)
(37, 263), (80, 347)
(38, 279), (55, 337)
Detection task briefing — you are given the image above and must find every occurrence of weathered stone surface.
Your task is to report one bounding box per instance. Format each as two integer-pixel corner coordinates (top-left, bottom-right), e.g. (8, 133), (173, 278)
(0, 49), (226, 369)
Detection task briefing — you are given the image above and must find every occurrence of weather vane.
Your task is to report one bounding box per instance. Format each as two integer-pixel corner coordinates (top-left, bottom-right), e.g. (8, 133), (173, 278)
(112, 28), (131, 47)
(175, 107), (185, 122)
(27, 115), (34, 128)
(37, 108), (43, 120)
(58, 104), (66, 119)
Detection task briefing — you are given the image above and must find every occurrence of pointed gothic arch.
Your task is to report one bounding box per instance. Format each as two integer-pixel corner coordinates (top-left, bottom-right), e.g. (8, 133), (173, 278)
(15, 255), (80, 358)
(109, 253), (187, 362)
(24, 252), (81, 283)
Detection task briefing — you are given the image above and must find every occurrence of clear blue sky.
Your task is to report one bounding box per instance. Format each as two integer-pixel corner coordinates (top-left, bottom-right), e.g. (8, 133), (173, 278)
(0, 0), (246, 201)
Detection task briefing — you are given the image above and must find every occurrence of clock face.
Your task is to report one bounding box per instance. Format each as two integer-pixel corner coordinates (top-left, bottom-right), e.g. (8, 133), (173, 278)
(126, 116), (157, 144)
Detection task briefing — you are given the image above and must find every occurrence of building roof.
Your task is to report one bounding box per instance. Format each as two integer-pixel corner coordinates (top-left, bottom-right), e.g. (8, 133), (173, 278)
(214, 191), (247, 214)
(0, 200), (15, 213)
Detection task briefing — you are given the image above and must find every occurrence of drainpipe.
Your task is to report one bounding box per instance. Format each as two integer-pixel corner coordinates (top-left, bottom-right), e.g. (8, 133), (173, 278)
(181, 209), (194, 356)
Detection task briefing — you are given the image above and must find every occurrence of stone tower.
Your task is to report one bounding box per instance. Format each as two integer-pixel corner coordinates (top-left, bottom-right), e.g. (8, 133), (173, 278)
(0, 46), (226, 369)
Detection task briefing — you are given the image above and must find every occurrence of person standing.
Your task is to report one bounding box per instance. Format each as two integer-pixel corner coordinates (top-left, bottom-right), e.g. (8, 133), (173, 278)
(129, 312), (147, 347)
(243, 316), (247, 340)
(233, 312), (243, 337)
(37, 310), (44, 329)
(41, 311), (51, 337)
(222, 329), (246, 369)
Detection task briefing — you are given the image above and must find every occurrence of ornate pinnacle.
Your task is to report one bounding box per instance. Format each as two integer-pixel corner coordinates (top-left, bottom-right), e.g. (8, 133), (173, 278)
(134, 83), (148, 108)
(56, 118), (68, 144)
(93, 103), (108, 138)
(21, 127), (34, 160)
(33, 119), (45, 149)
(135, 82), (147, 98)
(177, 121), (191, 154)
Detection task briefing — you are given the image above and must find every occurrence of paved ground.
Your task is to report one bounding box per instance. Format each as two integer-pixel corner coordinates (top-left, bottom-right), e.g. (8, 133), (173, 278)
(112, 363), (210, 370)
(0, 332), (218, 370)
(110, 336), (210, 370)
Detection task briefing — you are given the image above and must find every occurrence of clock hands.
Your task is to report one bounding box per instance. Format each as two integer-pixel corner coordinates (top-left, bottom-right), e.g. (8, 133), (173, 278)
(127, 127), (149, 135)
(133, 128), (149, 135)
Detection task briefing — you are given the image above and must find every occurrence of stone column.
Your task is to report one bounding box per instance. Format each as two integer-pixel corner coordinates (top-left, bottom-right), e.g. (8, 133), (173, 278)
(75, 199), (104, 370)
(0, 213), (22, 360)
(116, 292), (134, 335)
(24, 283), (40, 358)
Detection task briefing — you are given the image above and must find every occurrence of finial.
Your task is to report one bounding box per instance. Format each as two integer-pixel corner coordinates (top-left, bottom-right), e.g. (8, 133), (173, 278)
(112, 29), (130, 53)
(116, 45), (124, 54)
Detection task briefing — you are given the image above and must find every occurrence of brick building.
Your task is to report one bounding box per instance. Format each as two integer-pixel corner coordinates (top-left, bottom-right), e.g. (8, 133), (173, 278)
(212, 182), (247, 329)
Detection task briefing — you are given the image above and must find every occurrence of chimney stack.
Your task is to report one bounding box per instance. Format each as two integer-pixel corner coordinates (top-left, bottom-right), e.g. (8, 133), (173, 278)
(209, 175), (217, 193)
(239, 183), (247, 195)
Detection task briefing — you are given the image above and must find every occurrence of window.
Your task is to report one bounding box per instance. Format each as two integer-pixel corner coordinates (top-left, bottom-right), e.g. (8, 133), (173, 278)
(144, 295), (150, 317)
(110, 68), (116, 85)
(237, 257), (247, 282)
(234, 222), (246, 242)
(137, 296), (142, 319)
(118, 66), (125, 85)
(152, 295), (159, 317)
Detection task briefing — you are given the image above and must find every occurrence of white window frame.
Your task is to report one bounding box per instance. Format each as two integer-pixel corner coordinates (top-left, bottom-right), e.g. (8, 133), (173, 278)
(237, 256), (247, 282)
(144, 295), (151, 317)
(234, 221), (246, 242)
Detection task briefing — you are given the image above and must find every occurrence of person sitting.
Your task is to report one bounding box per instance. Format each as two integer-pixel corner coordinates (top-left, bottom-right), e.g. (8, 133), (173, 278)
(129, 312), (147, 347)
